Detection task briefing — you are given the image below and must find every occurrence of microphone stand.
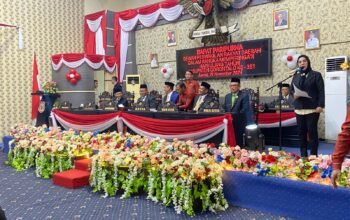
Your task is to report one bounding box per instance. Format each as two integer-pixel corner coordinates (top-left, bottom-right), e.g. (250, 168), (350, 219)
(265, 72), (295, 150)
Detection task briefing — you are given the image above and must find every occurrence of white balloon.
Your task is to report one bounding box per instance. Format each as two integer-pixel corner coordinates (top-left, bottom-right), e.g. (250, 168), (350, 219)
(287, 49), (296, 55)
(287, 61), (296, 69)
(167, 67), (174, 74)
(163, 73), (170, 79)
(293, 54), (300, 62)
(163, 63), (169, 68)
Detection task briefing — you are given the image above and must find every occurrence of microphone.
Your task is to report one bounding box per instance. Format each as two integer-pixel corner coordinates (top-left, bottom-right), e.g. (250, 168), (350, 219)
(296, 67), (303, 74)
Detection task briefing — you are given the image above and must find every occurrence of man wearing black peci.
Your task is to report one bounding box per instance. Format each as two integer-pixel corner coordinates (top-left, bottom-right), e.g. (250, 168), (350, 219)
(112, 87), (128, 109)
(192, 82), (213, 112)
(280, 83), (294, 108)
(137, 84), (157, 109)
(224, 77), (254, 125)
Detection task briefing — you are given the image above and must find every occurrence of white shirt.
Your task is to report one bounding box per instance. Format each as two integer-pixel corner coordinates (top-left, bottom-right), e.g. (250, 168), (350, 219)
(166, 91), (173, 102)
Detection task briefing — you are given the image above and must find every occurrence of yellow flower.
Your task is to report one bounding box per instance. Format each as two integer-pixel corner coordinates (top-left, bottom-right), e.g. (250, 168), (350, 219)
(340, 62), (350, 70)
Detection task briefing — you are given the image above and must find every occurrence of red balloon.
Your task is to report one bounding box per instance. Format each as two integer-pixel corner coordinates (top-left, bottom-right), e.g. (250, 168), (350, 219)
(65, 73), (70, 80)
(162, 68), (167, 73)
(69, 69), (76, 74)
(75, 72), (81, 80)
(287, 55), (293, 62)
(70, 78), (77, 85)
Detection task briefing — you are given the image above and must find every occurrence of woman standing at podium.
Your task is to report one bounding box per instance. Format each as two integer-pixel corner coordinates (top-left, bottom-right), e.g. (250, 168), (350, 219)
(290, 55), (325, 157)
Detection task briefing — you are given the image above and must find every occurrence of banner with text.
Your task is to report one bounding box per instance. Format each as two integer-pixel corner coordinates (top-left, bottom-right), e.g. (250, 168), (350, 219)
(176, 38), (272, 80)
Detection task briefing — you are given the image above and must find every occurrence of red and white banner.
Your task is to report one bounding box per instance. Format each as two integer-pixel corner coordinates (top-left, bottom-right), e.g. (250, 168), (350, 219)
(51, 53), (116, 72)
(84, 11), (106, 55)
(258, 112), (296, 128)
(51, 109), (236, 146)
(114, 0), (183, 83)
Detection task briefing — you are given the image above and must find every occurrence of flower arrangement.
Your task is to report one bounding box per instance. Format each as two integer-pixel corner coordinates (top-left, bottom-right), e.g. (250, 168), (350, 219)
(6, 124), (350, 216)
(89, 138), (228, 216)
(42, 80), (58, 94)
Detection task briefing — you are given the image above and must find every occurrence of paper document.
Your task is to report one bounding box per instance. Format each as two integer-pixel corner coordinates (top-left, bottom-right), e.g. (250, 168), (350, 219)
(293, 84), (312, 98)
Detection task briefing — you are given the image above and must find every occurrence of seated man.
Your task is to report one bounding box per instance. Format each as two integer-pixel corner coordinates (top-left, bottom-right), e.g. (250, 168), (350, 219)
(193, 82), (213, 112)
(224, 77), (254, 125)
(162, 82), (179, 105)
(280, 83), (294, 108)
(137, 84), (157, 109)
(176, 82), (194, 111)
(113, 87), (128, 109)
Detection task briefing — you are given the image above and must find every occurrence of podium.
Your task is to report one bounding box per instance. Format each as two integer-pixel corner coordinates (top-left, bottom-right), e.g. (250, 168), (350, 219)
(31, 92), (60, 126)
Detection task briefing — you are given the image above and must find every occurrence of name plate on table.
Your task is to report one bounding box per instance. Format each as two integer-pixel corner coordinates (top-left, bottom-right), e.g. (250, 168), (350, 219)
(161, 108), (176, 112)
(104, 107), (116, 111)
(203, 109), (221, 113)
(134, 107), (147, 111)
(275, 104), (291, 109)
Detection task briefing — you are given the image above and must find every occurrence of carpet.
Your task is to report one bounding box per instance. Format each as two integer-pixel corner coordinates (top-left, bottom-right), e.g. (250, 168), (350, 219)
(0, 152), (290, 220)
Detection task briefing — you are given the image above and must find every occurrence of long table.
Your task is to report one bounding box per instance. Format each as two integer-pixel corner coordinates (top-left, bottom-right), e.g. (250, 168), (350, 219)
(55, 110), (246, 147)
(52, 109), (299, 147)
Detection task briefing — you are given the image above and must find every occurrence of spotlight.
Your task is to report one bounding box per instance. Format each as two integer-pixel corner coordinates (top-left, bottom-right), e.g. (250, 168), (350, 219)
(243, 124), (265, 152)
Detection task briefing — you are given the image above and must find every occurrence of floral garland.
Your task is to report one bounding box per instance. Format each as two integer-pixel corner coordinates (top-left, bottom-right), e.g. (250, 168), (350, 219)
(6, 124), (350, 216)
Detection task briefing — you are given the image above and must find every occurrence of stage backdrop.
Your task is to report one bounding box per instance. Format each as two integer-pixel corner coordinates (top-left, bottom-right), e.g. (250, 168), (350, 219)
(134, 0), (350, 139)
(0, 0), (84, 139)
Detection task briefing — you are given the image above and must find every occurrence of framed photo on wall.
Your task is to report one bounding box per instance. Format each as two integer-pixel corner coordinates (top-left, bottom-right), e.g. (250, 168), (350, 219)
(150, 53), (158, 68)
(273, 9), (289, 31)
(167, 30), (177, 46)
(304, 29), (320, 50)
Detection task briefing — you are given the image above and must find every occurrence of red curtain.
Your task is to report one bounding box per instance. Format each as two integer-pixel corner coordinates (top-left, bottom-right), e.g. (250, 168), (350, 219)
(159, 0), (179, 8)
(258, 112), (296, 124)
(51, 54), (62, 65)
(52, 109), (119, 125)
(52, 110), (236, 146)
(104, 56), (117, 67)
(85, 54), (104, 63)
(62, 53), (85, 62)
(84, 10), (106, 55)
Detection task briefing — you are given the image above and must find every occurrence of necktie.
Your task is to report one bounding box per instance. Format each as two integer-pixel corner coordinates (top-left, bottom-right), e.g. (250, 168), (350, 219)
(166, 94), (170, 102)
(231, 94), (237, 107)
(193, 96), (203, 112)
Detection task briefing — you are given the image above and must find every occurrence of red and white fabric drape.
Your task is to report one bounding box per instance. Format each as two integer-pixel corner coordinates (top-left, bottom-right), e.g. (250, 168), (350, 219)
(84, 11), (106, 55)
(114, 0), (183, 83)
(51, 109), (236, 146)
(51, 53), (116, 73)
(258, 112), (296, 128)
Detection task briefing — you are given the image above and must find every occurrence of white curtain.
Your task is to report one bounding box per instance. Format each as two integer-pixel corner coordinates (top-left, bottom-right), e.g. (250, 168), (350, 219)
(51, 56), (116, 72)
(86, 16), (105, 55)
(259, 117), (297, 128)
(118, 5), (183, 85)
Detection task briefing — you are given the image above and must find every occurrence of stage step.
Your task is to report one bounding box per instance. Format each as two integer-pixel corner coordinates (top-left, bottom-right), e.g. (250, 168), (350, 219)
(74, 158), (92, 171)
(52, 169), (90, 189)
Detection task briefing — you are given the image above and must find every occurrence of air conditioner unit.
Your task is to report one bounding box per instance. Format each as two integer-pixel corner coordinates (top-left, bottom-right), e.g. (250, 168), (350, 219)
(126, 75), (141, 101)
(325, 56), (350, 141)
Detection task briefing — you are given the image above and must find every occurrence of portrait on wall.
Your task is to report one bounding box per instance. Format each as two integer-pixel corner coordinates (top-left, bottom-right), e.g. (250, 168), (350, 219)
(273, 9), (289, 31)
(150, 53), (159, 68)
(304, 29), (320, 50)
(167, 30), (177, 46)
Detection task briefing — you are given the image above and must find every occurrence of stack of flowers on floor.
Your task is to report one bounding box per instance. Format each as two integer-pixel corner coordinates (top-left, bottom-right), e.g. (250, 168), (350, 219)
(5, 125), (350, 216)
(89, 134), (228, 216)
